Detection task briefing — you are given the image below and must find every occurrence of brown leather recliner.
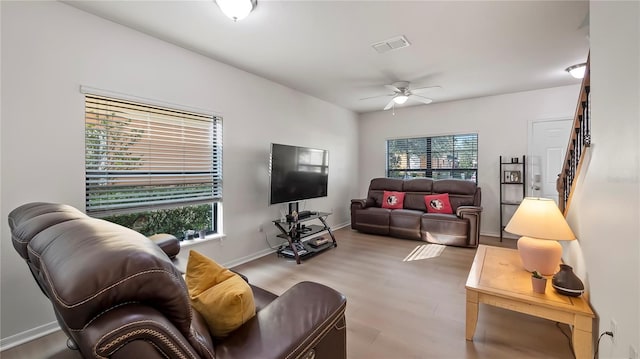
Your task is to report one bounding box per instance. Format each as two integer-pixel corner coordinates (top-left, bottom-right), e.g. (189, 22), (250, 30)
(9, 202), (347, 359)
(351, 178), (482, 247)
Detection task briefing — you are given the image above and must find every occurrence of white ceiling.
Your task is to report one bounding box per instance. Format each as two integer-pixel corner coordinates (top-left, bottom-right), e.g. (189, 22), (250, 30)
(65, 0), (590, 114)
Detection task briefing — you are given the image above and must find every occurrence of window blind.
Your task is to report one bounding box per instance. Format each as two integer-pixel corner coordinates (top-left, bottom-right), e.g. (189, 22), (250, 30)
(386, 133), (478, 182)
(85, 94), (222, 216)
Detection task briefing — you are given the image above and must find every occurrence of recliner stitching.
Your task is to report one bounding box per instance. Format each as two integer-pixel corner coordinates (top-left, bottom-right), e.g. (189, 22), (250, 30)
(42, 267), (185, 309)
(94, 320), (198, 359)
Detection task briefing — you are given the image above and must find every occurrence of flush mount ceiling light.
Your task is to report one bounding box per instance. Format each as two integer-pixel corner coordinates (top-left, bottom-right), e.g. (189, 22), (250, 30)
(216, 0), (256, 22)
(393, 95), (409, 104)
(565, 63), (587, 79)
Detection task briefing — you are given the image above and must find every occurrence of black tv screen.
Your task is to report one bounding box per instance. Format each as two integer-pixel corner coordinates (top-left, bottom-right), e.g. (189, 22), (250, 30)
(269, 143), (329, 205)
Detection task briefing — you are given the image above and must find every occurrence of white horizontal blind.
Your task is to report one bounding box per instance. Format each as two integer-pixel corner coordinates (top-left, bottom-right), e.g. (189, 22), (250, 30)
(386, 133), (478, 182)
(85, 94), (222, 216)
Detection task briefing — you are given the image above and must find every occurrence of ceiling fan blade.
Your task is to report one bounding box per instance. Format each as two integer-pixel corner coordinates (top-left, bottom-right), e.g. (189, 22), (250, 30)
(412, 95), (433, 105)
(383, 98), (395, 111)
(411, 85), (441, 94)
(359, 93), (394, 101)
(384, 84), (401, 93)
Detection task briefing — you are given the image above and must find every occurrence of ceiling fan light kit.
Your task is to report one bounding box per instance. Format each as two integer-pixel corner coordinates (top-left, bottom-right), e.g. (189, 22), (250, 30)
(565, 62), (586, 79)
(393, 95), (409, 104)
(361, 81), (439, 111)
(215, 0), (256, 22)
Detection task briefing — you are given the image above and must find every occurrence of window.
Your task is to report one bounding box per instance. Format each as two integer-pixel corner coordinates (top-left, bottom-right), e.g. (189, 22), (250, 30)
(85, 93), (222, 239)
(386, 133), (478, 182)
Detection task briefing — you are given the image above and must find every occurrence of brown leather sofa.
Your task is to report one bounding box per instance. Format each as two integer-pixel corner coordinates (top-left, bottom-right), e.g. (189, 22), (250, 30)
(9, 202), (347, 359)
(351, 178), (482, 247)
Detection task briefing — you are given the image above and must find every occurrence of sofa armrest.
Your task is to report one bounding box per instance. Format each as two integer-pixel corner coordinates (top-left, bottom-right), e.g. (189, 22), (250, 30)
(351, 199), (367, 229)
(456, 206), (482, 217)
(148, 233), (180, 259)
(216, 281), (347, 359)
(456, 206), (482, 247)
(79, 304), (210, 359)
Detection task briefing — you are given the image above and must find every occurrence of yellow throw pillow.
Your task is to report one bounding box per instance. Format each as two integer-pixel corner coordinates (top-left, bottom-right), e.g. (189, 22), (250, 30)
(185, 250), (256, 337)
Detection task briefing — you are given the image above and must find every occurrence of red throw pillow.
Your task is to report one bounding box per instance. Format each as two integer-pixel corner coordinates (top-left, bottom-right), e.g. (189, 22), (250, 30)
(382, 191), (405, 209)
(424, 193), (453, 214)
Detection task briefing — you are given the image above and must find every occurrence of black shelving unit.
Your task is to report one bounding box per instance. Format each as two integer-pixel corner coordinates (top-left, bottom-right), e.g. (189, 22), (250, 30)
(272, 212), (337, 264)
(499, 155), (526, 241)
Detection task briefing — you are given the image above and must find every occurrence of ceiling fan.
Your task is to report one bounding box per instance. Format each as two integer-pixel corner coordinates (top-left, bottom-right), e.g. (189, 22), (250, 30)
(360, 81), (440, 111)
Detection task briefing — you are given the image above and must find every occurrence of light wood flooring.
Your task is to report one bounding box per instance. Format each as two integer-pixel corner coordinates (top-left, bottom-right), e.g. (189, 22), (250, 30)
(1, 229), (574, 359)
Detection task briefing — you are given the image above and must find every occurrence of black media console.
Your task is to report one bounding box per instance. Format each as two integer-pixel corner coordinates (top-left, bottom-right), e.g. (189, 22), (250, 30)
(272, 211), (337, 264)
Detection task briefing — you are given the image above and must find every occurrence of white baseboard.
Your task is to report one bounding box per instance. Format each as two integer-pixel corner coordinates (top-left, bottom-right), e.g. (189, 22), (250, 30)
(224, 222), (351, 269)
(0, 321), (60, 352)
(223, 247), (277, 269)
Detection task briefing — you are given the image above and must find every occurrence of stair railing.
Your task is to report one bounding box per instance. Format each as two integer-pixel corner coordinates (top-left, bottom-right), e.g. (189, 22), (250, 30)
(558, 56), (590, 215)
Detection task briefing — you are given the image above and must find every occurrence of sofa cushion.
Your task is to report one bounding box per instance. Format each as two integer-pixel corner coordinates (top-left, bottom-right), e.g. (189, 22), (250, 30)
(432, 179), (477, 210)
(402, 178), (433, 211)
(402, 178), (434, 192)
(382, 191), (405, 209)
(186, 250), (256, 337)
(368, 178), (403, 207)
(353, 207), (391, 235)
(420, 213), (469, 246)
(389, 209), (423, 240)
(424, 193), (453, 214)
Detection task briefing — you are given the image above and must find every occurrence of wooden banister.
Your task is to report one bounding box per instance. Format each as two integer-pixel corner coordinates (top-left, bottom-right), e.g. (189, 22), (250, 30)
(558, 54), (590, 215)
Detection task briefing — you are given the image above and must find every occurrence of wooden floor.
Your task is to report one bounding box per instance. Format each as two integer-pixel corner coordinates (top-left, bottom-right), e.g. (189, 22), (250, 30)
(1, 229), (573, 359)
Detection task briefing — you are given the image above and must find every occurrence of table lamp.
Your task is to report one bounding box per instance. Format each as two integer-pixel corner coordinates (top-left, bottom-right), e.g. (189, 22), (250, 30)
(504, 197), (575, 275)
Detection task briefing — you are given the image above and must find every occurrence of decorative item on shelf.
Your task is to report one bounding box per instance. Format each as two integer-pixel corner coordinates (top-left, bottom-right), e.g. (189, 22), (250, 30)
(199, 229), (207, 239)
(504, 170), (522, 183)
(504, 197), (576, 275)
(184, 229), (195, 240)
(552, 264), (585, 297)
(531, 271), (547, 294)
(511, 157), (519, 164)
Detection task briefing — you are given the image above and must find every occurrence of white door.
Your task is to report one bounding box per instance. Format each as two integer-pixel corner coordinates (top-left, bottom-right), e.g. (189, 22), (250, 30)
(529, 119), (573, 201)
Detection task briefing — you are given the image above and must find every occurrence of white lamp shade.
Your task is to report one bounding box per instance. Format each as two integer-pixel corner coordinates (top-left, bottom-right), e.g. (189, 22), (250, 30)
(216, 0), (255, 21)
(393, 95), (409, 104)
(505, 197), (575, 241)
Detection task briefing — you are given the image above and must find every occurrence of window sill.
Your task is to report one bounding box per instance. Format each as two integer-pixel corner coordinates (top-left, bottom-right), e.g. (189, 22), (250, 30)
(179, 233), (226, 248)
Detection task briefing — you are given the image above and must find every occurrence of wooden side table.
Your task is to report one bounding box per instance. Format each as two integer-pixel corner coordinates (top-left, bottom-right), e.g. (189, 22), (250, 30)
(466, 245), (595, 359)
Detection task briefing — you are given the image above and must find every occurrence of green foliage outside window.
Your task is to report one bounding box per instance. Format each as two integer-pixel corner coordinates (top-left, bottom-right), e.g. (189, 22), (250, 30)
(387, 134), (478, 182)
(103, 204), (213, 239)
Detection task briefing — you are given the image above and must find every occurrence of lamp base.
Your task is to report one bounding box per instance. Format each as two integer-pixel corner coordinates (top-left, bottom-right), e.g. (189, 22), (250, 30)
(517, 236), (562, 276)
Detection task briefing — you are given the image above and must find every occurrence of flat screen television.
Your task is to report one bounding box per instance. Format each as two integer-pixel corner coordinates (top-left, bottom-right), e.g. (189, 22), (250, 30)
(269, 143), (329, 205)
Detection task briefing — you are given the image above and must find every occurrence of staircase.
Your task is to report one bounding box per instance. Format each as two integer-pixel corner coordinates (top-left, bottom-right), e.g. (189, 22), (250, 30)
(558, 55), (590, 215)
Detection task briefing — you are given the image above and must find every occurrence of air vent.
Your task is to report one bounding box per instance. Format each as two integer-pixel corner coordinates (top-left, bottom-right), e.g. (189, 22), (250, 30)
(371, 35), (411, 54)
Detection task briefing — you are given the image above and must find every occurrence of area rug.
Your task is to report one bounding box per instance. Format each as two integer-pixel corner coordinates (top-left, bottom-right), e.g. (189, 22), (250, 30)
(402, 244), (446, 261)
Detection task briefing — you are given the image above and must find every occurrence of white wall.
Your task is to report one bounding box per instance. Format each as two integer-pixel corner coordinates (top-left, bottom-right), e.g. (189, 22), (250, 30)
(0, 1), (359, 344)
(564, 1), (640, 358)
(358, 85), (580, 237)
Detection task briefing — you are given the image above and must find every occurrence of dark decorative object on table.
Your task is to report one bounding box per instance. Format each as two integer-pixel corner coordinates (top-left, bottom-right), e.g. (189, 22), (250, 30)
(552, 264), (584, 297)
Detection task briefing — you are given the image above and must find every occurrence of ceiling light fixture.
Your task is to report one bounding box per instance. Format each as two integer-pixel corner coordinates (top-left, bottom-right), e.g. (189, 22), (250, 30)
(565, 63), (587, 79)
(393, 95), (409, 104)
(215, 0), (256, 22)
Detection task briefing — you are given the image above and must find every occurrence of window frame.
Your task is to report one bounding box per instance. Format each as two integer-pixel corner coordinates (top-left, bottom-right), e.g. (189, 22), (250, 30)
(386, 133), (478, 183)
(82, 88), (223, 237)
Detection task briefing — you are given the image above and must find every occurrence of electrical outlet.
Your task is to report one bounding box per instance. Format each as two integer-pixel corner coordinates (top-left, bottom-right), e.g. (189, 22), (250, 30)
(610, 318), (617, 343)
(630, 345), (638, 359)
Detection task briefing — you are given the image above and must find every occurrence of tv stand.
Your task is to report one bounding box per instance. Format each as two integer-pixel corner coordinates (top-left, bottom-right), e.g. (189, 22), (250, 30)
(272, 211), (337, 264)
